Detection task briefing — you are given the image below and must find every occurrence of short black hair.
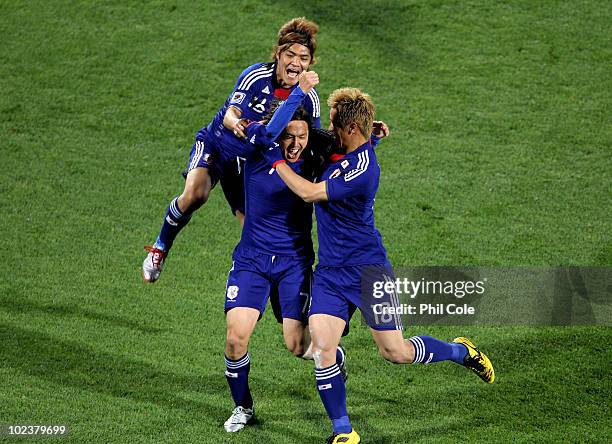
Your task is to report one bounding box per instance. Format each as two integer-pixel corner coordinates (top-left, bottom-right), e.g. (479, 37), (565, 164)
(263, 101), (313, 129)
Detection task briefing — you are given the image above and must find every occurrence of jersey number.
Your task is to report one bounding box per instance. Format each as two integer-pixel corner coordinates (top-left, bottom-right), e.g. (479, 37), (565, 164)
(251, 98), (267, 114)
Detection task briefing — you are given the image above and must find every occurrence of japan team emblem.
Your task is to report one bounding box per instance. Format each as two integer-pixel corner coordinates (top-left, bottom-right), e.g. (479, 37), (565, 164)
(226, 285), (239, 300)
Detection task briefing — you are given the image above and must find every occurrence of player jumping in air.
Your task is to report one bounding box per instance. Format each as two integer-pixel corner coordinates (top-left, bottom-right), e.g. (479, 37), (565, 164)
(220, 72), (348, 433)
(142, 17), (321, 282)
(258, 88), (495, 444)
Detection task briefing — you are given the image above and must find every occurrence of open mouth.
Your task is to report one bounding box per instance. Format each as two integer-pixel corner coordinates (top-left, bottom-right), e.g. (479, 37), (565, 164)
(286, 146), (301, 160)
(286, 67), (300, 81)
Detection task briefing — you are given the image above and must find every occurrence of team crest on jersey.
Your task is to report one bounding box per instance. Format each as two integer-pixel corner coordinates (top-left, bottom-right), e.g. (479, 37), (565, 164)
(341, 160), (349, 169)
(262, 86), (270, 94)
(230, 92), (246, 105)
(329, 169), (342, 179)
(226, 285), (239, 300)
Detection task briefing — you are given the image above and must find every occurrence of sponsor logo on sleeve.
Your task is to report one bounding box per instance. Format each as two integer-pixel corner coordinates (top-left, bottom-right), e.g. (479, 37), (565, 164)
(230, 92), (246, 105)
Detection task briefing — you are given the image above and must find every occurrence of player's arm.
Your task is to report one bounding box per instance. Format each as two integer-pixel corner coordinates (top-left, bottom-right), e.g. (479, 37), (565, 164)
(222, 65), (264, 138)
(305, 89), (321, 128)
(370, 121), (390, 149)
(324, 153), (376, 201)
(265, 71), (318, 139)
(244, 71), (319, 147)
(257, 139), (327, 202)
(275, 163), (328, 203)
(275, 156), (373, 203)
(223, 106), (247, 138)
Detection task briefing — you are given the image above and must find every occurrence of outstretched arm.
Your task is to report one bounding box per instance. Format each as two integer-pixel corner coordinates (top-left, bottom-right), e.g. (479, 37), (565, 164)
(266, 71), (318, 139)
(244, 71), (319, 144)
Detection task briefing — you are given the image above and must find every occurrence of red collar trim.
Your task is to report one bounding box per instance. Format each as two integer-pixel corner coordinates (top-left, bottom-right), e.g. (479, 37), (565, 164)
(274, 87), (291, 100)
(329, 153), (345, 162)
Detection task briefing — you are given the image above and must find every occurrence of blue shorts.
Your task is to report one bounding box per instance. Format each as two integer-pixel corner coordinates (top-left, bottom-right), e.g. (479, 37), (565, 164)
(309, 263), (404, 331)
(224, 247), (312, 323)
(183, 137), (246, 216)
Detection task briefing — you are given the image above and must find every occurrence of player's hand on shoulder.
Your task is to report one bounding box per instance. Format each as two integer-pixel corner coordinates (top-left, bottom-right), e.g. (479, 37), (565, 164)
(298, 71), (319, 95)
(372, 121), (390, 139)
(231, 118), (248, 139)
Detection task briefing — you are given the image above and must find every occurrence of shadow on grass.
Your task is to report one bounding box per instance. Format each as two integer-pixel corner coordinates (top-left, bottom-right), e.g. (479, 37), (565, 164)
(0, 323), (223, 413)
(0, 323), (319, 442)
(3, 315), (607, 442)
(0, 298), (166, 334)
(266, 0), (419, 67)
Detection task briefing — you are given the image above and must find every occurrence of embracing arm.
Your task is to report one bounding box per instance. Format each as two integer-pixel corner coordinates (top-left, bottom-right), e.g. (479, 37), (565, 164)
(223, 106), (246, 138)
(275, 163), (328, 203)
(370, 121), (390, 149)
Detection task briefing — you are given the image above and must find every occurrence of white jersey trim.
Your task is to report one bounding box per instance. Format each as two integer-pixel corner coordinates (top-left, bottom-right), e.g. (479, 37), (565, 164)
(237, 65), (273, 91)
(308, 90), (320, 118)
(344, 150), (370, 182)
(242, 69), (273, 91)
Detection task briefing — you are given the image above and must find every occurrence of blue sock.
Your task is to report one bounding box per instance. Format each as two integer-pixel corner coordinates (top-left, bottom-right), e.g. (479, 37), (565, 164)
(155, 197), (192, 251)
(225, 353), (253, 409)
(315, 364), (351, 434)
(409, 335), (467, 365)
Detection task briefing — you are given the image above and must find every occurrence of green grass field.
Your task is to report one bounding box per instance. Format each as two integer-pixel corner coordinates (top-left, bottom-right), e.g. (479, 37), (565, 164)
(1, 0), (610, 442)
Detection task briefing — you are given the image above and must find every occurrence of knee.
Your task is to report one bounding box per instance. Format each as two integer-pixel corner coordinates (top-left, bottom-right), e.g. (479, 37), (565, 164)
(310, 342), (337, 367)
(285, 337), (304, 357)
(181, 186), (209, 211)
(226, 330), (249, 358)
(283, 327), (306, 358)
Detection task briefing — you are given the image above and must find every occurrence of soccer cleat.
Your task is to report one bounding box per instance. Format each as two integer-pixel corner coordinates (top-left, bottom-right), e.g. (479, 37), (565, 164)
(453, 337), (495, 384)
(223, 406), (254, 432)
(337, 345), (348, 383)
(142, 245), (167, 283)
(326, 429), (360, 443)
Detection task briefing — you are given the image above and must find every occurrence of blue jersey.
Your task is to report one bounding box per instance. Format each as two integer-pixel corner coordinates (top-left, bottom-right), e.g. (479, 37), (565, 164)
(315, 142), (387, 266)
(197, 62), (321, 161)
(239, 157), (314, 261)
(227, 86), (315, 262)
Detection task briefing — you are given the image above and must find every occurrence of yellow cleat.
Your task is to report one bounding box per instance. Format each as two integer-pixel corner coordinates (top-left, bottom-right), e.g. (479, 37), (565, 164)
(326, 429), (360, 443)
(453, 337), (495, 384)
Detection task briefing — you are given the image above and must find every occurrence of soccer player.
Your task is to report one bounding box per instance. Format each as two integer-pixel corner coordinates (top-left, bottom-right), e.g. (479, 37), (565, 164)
(220, 72), (347, 433)
(142, 17), (322, 282)
(258, 88), (495, 444)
